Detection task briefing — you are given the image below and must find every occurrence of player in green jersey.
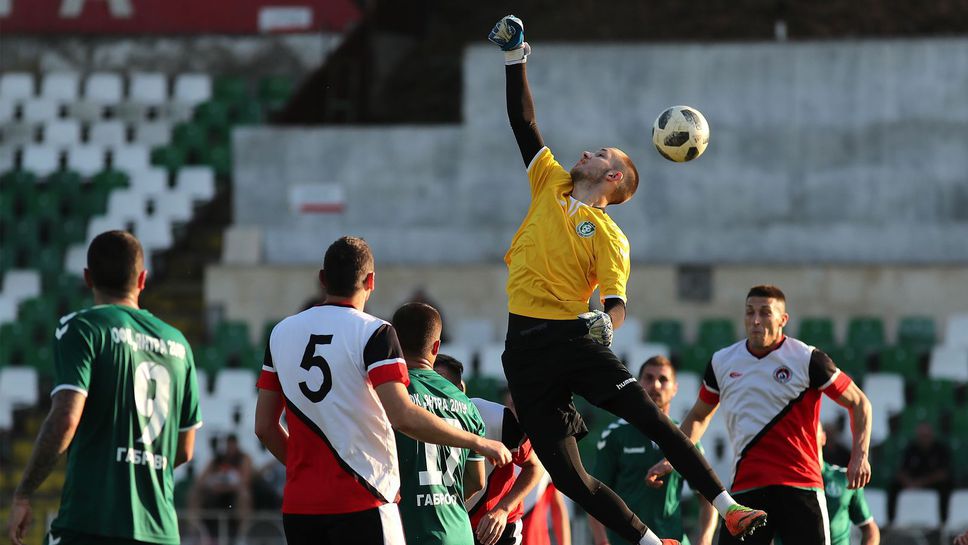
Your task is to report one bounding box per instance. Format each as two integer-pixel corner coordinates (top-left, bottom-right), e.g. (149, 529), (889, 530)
(819, 423), (879, 545)
(7, 231), (202, 545)
(391, 302), (487, 545)
(590, 356), (717, 545)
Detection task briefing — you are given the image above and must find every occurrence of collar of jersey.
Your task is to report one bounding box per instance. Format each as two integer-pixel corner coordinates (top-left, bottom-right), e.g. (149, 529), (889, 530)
(744, 335), (786, 359)
(320, 302), (356, 309)
(566, 195), (607, 215)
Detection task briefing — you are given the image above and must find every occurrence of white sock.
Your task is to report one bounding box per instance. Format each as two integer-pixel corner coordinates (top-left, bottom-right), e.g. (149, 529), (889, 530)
(712, 491), (739, 517)
(639, 529), (663, 545)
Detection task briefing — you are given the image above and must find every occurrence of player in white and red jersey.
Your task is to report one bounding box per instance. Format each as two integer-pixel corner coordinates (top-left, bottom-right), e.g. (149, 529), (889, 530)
(648, 285), (873, 545)
(254, 236), (511, 545)
(435, 356), (544, 545)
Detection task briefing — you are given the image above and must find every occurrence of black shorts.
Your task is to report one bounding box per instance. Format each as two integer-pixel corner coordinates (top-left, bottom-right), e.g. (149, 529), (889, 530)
(502, 314), (638, 446)
(717, 486), (829, 545)
(283, 504), (406, 545)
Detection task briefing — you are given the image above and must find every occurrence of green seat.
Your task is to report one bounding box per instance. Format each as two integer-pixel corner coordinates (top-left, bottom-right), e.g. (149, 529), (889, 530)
(465, 375), (505, 403)
(91, 169), (130, 191)
(913, 379), (956, 411)
(798, 317), (836, 348)
(898, 404), (940, 437)
(19, 296), (58, 331)
(198, 145), (231, 178)
(646, 319), (684, 353)
(952, 411), (968, 441)
(172, 122), (209, 154)
(878, 346), (919, 381)
(151, 145), (186, 173)
(215, 321), (252, 356)
(214, 77), (248, 104)
(232, 99), (263, 126)
(870, 439), (904, 488)
(897, 316), (936, 354)
(259, 75), (294, 109)
(697, 318), (736, 351)
(679, 344), (712, 374)
(846, 317), (885, 357)
(0, 323), (28, 364)
(32, 246), (65, 285)
(826, 345), (865, 379)
(196, 345), (225, 374)
(194, 100), (230, 129)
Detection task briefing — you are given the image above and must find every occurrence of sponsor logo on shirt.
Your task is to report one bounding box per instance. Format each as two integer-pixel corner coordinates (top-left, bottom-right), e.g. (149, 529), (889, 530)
(729, 371), (743, 378)
(576, 221), (596, 238)
(615, 377), (636, 390)
(773, 366), (792, 384)
(623, 447), (646, 454)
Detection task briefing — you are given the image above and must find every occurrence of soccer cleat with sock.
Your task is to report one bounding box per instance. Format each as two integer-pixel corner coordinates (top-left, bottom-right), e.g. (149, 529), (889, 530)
(724, 505), (768, 540)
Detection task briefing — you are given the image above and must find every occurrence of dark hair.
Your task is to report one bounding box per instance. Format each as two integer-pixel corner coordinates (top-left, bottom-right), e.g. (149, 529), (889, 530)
(323, 236), (374, 297)
(434, 354), (465, 383)
(392, 302), (442, 357)
(638, 355), (675, 380)
(609, 152), (640, 204)
(87, 230), (144, 297)
(747, 284), (786, 303)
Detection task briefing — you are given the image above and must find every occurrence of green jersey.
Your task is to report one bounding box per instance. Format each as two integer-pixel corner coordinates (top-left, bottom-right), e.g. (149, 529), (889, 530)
(592, 418), (703, 545)
(823, 462), (873, 545)
(49, 305), (202, 545)
(395, 369), (486, 545)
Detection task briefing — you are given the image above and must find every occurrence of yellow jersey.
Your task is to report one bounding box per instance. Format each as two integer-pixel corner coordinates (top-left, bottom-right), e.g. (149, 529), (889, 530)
(505, 147), (631, 320)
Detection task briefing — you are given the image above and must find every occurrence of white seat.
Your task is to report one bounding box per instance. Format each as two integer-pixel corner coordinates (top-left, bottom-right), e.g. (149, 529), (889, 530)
(131, 120), (171, 147)
(153, 190), (192, 223)
(128, 72), (168, 105)
(107, 189), (146, 220)
(477, 342), (505, 379)
(135, 216), (173, 254)
(40, 72), (80, 101)
(945, 313), (968, 348)
(88, 120), (127, 146)
(928, 344), (968, 381)
(0, 367), (39, 430)
(452, 318), (496, 346)
(43, 119), (82, 146)
(0, 96), (15, 123)
(3, 269), (42, 301)
(84, 73), (123, 104)
(0, 146), (15, 173)
(624, 342), (671, 370)
(65, 101), (105, 124)
(66, 144), (105, 177)
(0, 73), (34, 99)
(175, 166), (216, 201)
(173, 73), (212, 106)
(86, 215), (129, 243)
(947, 489), (968, 533)
(20, 98), (59, 122)
(1, 122), (36, 146)
(22, 145), (60, 176)
(437, 343), (475, 374)
(130, 167), (168, 194)
(864, 372), (905, 443)
(864, 488), (888, 527)
(111, 144), (149, 172)
(0, 295), (17, 324)
(610, 316), (644, 358)
(670, 371), (700, 421)
(64, 245), (87, 277)
(894, 489), (941, 528)
(213, 369), (257, 399)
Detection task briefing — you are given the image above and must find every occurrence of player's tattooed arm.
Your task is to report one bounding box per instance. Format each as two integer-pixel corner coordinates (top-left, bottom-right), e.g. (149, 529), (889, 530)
(14, 390), (85, 498)
(506, 64), (545, 167)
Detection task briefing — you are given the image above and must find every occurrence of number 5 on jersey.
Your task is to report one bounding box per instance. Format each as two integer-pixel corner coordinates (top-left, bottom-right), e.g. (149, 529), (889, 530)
(299, 334), (334, 402)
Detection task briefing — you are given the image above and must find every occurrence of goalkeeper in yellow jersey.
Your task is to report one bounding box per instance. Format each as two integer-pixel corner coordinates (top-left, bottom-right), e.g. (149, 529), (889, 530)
(488, 15), (767, 545)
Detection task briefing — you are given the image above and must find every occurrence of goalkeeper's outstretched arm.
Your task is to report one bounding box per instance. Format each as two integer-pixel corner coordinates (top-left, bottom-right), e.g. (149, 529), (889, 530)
(489, 15), (544, 167)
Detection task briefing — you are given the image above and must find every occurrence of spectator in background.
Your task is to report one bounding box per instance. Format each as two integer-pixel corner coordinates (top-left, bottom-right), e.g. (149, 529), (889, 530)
(190, 434), (253, 544)
(889, 421), (952, 521)
(822, 421), (852, 468)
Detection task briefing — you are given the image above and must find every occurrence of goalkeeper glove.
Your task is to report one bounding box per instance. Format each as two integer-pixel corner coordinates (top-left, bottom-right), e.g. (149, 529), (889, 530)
(488, 14), (530, 65)
(578, 310), (613, 347)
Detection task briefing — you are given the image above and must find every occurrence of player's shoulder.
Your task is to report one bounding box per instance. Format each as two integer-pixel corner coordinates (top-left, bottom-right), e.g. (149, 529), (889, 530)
(711, 339), (749, 364)
(276, 305), (388, 336)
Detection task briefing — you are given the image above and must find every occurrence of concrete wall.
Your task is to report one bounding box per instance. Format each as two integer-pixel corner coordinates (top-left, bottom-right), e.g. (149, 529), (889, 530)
(205, 263), (968, 346)
(234, 38), (968, 265)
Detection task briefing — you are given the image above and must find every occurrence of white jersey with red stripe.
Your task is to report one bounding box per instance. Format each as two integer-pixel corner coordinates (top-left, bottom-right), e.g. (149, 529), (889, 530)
(466, 398), (533, 527)
(697, 336), (852, 493)
(256, 303), (409, 514)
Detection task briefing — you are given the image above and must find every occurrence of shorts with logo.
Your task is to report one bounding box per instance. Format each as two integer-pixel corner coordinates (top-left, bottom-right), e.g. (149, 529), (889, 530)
(502, 314), (636, 446)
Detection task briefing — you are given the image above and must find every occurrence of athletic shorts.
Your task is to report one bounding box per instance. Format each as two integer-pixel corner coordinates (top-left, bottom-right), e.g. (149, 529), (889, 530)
(282, 504), (406, 545)
(502, 314), (637, 446)
(718, 486), (829, 545)
(45, 528), (162, 545)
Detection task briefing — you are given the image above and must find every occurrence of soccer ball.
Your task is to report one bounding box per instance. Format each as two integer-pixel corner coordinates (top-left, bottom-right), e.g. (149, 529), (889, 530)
(651, 105), (709, 162)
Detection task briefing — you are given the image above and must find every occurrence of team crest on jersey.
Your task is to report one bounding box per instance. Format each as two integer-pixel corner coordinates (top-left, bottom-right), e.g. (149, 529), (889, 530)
(576, 221), (596, 238)
(773, 366), (792, 384)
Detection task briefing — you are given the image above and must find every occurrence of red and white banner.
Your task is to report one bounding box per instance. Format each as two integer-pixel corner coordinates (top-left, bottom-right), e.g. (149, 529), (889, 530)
(0, 0), (361, 34)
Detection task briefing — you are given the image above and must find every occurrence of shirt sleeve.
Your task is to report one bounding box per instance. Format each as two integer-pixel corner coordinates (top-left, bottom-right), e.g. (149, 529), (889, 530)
(849, 488), (874, 527)
(363, 324), (409, 387)
(179, 347), (203, 431)
(255, 338), (282, 392)
(699, 360), (720, 405)
(591, 422), (621, 488)
(595, 228), (631, 305)
(52, 314), (98, 397)
(527, 147), (568, 198)
(809, 349), (852, 398)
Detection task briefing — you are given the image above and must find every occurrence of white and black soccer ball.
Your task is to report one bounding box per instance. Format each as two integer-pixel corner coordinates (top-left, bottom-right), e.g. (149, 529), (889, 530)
(651, 105), (709, 162)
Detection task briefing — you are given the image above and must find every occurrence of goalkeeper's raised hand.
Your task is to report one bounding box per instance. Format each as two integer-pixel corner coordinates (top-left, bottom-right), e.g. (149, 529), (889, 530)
(488, 14), (530, 65)
(578, 310), (613, 347)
